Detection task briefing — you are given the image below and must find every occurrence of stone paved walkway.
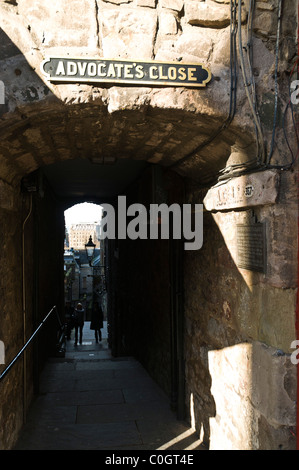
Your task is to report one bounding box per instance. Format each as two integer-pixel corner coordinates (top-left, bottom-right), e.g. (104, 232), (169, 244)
(14, 322), (204, 451)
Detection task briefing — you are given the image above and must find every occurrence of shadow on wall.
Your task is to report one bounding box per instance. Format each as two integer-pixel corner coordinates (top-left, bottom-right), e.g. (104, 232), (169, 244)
(0, 25), (254, 188)
(0, 24), (297, 451)
(0, 28), (62, 185)
(184, 185), (297, 450)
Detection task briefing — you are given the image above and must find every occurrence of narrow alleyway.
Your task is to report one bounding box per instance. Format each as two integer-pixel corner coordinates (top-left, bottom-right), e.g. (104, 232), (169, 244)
(14, 322), (203, 451)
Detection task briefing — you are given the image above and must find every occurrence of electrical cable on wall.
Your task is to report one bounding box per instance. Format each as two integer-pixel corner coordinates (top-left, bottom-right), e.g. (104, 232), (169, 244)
(265, 0), (298, 171)
(219, 0), (298, 181)
(168, 0), (238, 173)
(169, 0), (266, 183)
(266, 0), (282, 165)
(169, 0), (297, 184)
(269, 57), (299, 170)
(217, 1), (265, 181)
(238, 0), (265, 165)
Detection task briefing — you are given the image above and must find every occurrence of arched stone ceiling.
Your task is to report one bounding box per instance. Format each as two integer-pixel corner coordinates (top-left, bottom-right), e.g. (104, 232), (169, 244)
(0, 0), (295, 199)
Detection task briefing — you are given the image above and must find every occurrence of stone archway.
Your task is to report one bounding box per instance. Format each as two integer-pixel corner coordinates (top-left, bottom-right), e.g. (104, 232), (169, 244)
(0, 0), (268, 189)
(0, 0), (298, 451)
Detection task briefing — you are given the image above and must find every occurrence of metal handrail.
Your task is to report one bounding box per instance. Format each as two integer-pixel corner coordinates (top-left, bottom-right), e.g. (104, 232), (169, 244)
(0, 305), (60, 382)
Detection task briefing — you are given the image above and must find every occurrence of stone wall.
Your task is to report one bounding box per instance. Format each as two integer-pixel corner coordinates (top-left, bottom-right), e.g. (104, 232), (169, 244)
(34, 177), (65, 363)
(0, 0), (297, 451)
(0, 188), (25, 449)
(184, 166), (297, 450)
(0, 174), (65, 449)
(1, 0), (297, 185)
(106, 166), (185, 396)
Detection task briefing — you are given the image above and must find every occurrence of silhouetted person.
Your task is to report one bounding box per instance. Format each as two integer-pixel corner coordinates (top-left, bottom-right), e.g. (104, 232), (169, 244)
(74, 302), (85, 346)
(65, 301), (74, 340)
(90, 302), (104, 343)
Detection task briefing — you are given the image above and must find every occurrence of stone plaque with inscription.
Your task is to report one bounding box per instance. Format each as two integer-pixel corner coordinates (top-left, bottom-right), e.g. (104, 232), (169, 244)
(236, 223), (266, 273)
(203, 170), (279, 212)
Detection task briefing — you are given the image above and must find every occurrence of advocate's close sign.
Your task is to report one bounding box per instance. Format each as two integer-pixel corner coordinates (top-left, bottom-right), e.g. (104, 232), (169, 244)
(41, 57), (211, 88)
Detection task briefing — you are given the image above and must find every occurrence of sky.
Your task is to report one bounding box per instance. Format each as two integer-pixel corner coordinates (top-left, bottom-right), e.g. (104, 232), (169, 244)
(64, 202), (103, 228)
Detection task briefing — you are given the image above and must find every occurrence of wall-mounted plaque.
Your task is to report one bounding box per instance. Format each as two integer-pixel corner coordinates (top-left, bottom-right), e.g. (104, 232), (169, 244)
(203, 170), (279, 212)
(236, 223), (266, 273)
(41, 57), (211, 88)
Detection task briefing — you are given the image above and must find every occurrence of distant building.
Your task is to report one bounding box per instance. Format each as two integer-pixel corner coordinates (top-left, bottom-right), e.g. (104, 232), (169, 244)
(64, 249), (80, 303)
(68, 223), (100, 250)
(64, 246), (102, 319)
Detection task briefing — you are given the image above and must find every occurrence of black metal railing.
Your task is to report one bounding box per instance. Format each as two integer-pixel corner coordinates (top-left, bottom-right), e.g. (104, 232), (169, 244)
(0, 305), (65, 382)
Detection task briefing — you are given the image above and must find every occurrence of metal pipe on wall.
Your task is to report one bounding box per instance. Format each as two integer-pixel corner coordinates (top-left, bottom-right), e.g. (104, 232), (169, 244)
(22, 193), (33, 424)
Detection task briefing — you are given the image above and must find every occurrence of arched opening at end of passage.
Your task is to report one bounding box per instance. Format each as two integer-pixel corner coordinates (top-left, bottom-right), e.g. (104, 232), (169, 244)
(63, 201), (107, 352)
(64, 201), (103, 231)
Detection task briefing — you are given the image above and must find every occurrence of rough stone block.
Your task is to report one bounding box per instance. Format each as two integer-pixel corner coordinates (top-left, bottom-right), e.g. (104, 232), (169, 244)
(185, 1), (231, 28)
(251, 342), (296, 428)
(174, 28), (214, 60)
(211, 27), (232, 66)
(160, 0), (184, 12)
(99, 8), (157, 59)
(18, 0), (98, 48)
(136, 0), (156, 7)
(208, 343), (254, 450)
(159, 12), (178, 35)
(185, 1), (248, 28)
(208, 341), (296, 450)
(252, 9), (277, 37)
(0, 180), (16, 211)
(102, 0), (132, 3)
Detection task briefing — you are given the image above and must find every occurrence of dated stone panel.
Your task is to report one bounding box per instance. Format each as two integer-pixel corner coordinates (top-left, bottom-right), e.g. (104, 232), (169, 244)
(203, 170), (280, 212)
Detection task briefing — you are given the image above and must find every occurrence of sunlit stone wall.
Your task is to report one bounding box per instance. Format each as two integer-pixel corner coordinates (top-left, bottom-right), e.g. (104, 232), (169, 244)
(0, 0), (297, 451)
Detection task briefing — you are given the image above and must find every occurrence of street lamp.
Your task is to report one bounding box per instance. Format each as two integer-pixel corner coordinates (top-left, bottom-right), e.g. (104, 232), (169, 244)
(85, 235), (96, 266)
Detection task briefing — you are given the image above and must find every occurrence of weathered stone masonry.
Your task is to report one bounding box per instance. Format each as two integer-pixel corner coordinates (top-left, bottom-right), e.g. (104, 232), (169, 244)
(0, 0), (298, 450)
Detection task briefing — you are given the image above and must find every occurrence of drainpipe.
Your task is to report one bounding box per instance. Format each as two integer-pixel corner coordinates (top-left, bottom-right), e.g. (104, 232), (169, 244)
(33, 195), (40, 395)
(170, 234), (185, 420)
(22, 193), (33, 423)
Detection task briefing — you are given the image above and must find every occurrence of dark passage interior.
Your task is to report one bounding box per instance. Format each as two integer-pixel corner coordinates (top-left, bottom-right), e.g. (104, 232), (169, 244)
(20, 157), (188, 427)
(1, 0), (298, 451)
(14, 308), (201, 450)
(8, 153), (197, 450)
